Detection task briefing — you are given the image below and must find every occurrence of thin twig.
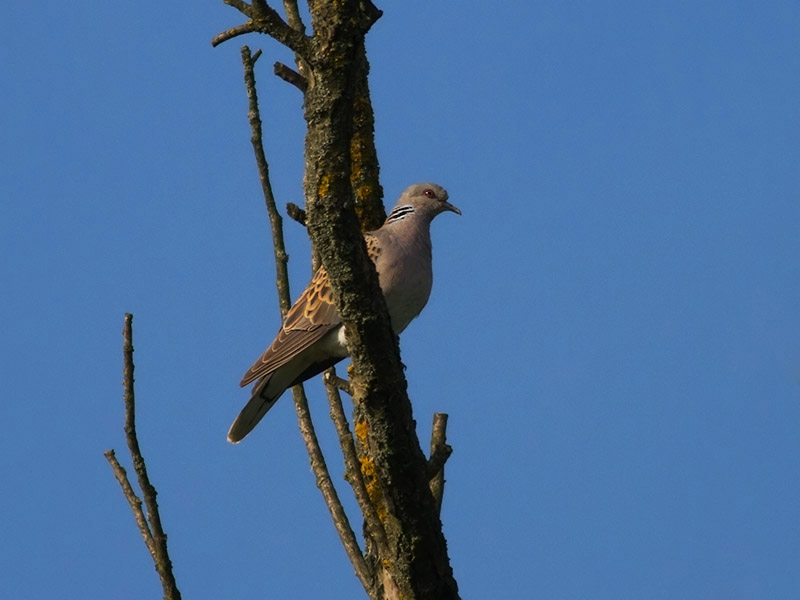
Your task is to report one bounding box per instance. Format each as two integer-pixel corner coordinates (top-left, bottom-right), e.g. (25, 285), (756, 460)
(104, 450), (154, 556)
(325, 368), (389, 554)
(242, 45), (292, 315)
(428, 413), (450, 515)
(292, 386), (374, 593)
(274, 61), (308, 92)
(286, 202), (307, 226)
(107, 314), (181, 600)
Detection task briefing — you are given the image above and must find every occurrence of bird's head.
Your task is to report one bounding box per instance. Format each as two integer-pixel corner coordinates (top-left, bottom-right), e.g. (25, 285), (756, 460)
(398, 183), (461, 219)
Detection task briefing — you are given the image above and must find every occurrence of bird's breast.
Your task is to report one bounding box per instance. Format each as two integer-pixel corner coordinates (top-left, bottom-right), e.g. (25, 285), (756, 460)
(379, 249), (433, 334)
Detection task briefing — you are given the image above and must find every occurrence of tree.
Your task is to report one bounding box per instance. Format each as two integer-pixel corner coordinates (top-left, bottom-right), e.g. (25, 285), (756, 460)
(106, 2), (459, 598)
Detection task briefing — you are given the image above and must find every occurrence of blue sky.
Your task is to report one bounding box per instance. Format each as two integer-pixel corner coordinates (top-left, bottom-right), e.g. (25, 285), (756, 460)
(2, 1), (799, 598)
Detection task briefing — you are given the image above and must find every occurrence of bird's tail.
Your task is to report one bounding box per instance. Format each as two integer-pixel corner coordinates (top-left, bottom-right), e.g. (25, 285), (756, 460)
(227, 375), (283, 443)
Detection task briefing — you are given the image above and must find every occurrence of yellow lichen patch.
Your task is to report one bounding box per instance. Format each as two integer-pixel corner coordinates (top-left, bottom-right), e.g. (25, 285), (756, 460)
(359, 455), (375, 479)
(356, 184), (376, 203)
(359, 454), (386, 522)
(354, 418), (368, 442)
(318, 173), (331, 198)
(350, 132), (365, 157)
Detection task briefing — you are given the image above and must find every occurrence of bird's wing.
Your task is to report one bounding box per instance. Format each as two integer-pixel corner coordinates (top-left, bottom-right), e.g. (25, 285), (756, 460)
(241, 233), (383, 387)
(240, 266), (341, 387)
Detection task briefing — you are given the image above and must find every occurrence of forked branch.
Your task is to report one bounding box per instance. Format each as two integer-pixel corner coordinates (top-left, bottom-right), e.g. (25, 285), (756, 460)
(105, 314), (181, 600)
(212, 0), (311, 55)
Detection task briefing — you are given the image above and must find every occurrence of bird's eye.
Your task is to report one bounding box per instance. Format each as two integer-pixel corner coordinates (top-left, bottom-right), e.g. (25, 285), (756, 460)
(423, 188), (436, 199)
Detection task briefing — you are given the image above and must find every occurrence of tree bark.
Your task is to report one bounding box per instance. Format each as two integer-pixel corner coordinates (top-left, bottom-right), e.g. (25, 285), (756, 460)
(300, 3), (459, 598)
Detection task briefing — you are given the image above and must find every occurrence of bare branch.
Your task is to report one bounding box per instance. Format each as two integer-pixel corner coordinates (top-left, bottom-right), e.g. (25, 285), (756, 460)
(281, 0), (306, 33)
(106, 314), (181, 600)
(224, 0), (254, 17)
(286, 202), (307, 226)
(104, 450), (155, 556)
(292, 386), (374, 594)
(428, 413), (450, 515)
(241, 46), (292, 315)
(212, 22), (258, 47)
(274, 61), (308, 92)
(325, 368), (388, 554)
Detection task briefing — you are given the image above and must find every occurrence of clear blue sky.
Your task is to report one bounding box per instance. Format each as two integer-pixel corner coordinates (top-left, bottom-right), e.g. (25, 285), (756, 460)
(2, 2), (799, 598)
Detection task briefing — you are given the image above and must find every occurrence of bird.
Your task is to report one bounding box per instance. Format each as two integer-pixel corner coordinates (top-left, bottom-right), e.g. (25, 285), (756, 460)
(228, 183), (460, 443)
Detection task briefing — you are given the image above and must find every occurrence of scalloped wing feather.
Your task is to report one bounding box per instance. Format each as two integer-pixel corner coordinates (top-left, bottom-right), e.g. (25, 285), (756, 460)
(240, 267), (341, 386)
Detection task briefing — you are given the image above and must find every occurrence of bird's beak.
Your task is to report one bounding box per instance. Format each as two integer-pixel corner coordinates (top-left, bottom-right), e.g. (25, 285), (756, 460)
(443, 202), (462, 215)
